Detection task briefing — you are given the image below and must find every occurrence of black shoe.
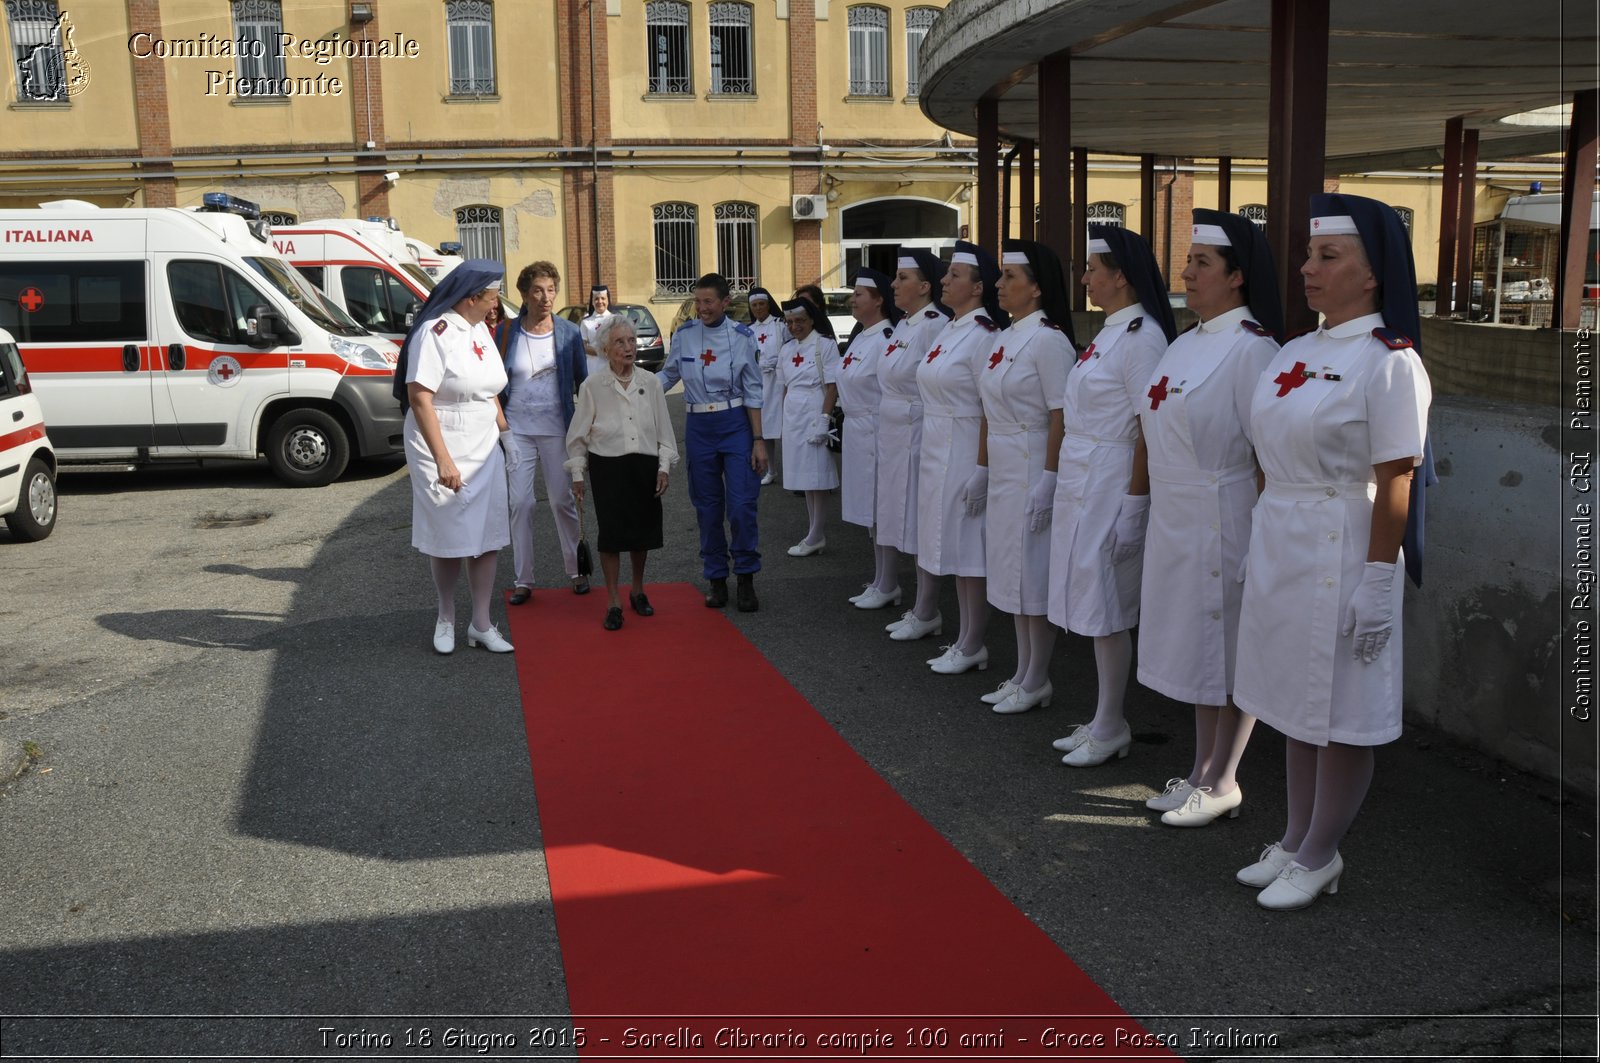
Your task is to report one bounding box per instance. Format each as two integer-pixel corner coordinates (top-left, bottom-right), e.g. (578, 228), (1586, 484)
(603, 606), (624, 630)
(704, 578), (728, 608)
(736, 573), (759, 612)
(571, 575), (591, 595)
(630, 591), (655, 616)
(509, 586), (532, 606)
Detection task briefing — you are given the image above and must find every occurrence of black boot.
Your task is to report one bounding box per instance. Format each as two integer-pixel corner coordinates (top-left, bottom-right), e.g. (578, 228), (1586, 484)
(735, 573), (759, 612)
(704, 577), (728, 608)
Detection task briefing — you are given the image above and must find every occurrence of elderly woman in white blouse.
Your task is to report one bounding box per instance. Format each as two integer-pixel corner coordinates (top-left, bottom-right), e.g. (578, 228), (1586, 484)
(566, 315), (679, 631)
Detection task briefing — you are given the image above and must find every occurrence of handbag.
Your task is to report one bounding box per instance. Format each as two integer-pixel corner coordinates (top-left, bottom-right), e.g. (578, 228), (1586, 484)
(575, 488), (594, 576)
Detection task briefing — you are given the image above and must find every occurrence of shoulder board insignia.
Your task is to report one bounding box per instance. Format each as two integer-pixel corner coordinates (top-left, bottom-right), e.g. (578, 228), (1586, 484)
(975, 315), (997, 331)
(881, 325), (894, 338)
(1127, 317), (1144, 332)
(1180, 320), (1199, 336)
(1372, 326), (1414, 350)
(923, 308), (942, 319)
(431, 319), (449, 335)
(674, 320), (698, 335)
(1241, 319), (1272, 337)
(733, 322), (754, 336)
(1040, 317), (1061, 331)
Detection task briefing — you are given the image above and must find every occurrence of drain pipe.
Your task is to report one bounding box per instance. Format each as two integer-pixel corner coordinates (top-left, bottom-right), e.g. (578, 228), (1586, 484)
(1001, 144), (1020, 244)
(589, 0), (601, 281)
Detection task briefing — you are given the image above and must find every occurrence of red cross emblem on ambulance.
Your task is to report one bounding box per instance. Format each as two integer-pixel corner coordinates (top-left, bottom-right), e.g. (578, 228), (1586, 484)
(18, 287), (44, 312)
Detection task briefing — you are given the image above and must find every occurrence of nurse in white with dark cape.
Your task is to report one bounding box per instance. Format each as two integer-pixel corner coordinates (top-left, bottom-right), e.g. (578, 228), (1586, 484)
(919, 240), (1007, 675)
(837, 268), (901, 604)
(875, 249), (951, 638)
(1135, 209), (1282, 825)
(1232, 194), (1434, 910)
(748, 287), (789, 486)
(1046, 227), (1173, 744)
(776, 297), (841, 554)
(976, 239), (1077, 714)
(393, 258), (519, 656)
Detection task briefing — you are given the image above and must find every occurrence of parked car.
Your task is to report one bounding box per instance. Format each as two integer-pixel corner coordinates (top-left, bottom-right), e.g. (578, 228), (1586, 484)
(822, 288), (856, 340)
(666, 291), (754, 339)
(0, 327), (57, 541)
(555, 303), (667, 371)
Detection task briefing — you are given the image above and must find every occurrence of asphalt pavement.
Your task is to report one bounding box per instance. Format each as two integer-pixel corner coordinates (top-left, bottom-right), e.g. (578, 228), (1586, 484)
(0, 393), (1594, 1060)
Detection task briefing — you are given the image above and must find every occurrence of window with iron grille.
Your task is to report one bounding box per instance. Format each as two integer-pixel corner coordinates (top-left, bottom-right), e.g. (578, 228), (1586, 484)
(715, 202), (758, 293)
(708, 2), (752, 95)
(455, 205), (504, 265)
(1394, 205), (1414, 237)
(1238, 203), (1268, 228)
(262, 210), (297, 226)
(904, 7), (938, 98)
(5, 0), (64, 102)
(646, 1), (691, 95)
(446, 0), (496, 96)
(232, 0), (288, 96)
(653, 203), (699, 297)
(847, 6), (888, 97)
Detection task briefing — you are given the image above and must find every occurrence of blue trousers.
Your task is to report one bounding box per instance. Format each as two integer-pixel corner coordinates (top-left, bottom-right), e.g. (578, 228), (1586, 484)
(685, 406), (762, 579)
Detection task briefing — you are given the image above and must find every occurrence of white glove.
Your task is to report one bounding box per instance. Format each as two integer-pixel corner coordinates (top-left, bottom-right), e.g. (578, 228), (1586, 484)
(962, 467), (990, 517)
(806, 412), (834, 446)
(1341, 561), (1397, 662)
(1024, 470), (1057, 533)
(1108, 494), (1151, 565)
(500, 430), (523, 472)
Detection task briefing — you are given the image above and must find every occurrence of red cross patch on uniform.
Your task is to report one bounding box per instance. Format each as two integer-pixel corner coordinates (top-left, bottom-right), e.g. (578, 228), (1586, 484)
(987, 347), (1005, 369)
(1077, 343), (1096, 364)
(926, 345), (943, 363)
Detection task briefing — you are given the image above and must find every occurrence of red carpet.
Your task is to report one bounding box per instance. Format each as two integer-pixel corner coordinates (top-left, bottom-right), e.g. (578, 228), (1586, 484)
(510, 583), (1175, 1059)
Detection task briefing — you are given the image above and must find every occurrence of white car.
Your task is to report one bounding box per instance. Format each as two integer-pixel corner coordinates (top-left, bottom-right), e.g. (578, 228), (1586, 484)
(0, 327), (57, 541)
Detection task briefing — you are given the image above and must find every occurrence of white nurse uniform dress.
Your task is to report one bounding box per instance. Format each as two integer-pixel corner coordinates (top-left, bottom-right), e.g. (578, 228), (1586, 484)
(777, 331), (842, 491)
(836, 321), (892, 528)
(915, 308), (995, 577)
(874, 304), (949, 552)
(753, 317), (790, 442)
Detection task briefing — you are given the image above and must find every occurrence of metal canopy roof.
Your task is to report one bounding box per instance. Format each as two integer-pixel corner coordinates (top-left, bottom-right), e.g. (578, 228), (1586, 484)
(919, 0), (1597, 171)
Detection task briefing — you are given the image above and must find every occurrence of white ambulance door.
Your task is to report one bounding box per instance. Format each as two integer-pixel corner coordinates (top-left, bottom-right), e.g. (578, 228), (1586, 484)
(0, 250), (158, 456)
(335, 265), (422, 345)
(157, 258), (288, 455)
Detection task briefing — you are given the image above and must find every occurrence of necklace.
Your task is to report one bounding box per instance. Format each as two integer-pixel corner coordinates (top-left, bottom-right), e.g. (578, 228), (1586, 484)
(614, 369), (635, 387)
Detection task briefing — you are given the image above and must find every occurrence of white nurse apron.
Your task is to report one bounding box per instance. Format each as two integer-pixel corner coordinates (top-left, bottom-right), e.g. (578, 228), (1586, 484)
(753, 318), (789, 441)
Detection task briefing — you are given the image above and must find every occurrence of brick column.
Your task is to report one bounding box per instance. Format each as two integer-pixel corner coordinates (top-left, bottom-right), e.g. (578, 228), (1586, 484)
(790, 0), (821, 285)
(1165, 164), (1194, 290)
(127, 0), (174, 205)
(350, 6), (389, 216)
(559, 0), (615, 290)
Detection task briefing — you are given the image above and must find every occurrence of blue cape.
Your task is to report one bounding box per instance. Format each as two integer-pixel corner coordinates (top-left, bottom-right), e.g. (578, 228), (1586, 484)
(392, 258), (505, 412)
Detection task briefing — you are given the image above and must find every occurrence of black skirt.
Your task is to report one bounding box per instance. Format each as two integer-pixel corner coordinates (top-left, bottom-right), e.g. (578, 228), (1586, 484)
(588, 452), (664, 553)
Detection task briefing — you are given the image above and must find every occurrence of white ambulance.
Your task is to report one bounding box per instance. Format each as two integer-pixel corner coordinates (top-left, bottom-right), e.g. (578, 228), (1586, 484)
(405, 236), (464, 281)
(0, 325), (57, 541)
(0, 195), (403, 487)
(271, 217), (434, 346)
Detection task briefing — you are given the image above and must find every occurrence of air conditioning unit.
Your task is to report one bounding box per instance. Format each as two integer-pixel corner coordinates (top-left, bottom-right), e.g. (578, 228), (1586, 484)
(791, 194), (828, 221)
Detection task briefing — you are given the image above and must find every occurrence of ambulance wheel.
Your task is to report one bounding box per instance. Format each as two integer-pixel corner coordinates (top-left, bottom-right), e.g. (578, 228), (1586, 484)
(4, 456), (57, 542)
(266, 409), (350, 487)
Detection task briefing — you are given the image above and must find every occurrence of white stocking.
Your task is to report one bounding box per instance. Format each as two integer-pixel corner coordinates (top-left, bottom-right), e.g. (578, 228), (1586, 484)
(430, 556), (461, 624)
(466, 551), (499, 631)
(955, 576), (989, 656)
(1021, 615), (1056, 692)
(911, 564), (939, 623)
(1088, 630), (1132, 741)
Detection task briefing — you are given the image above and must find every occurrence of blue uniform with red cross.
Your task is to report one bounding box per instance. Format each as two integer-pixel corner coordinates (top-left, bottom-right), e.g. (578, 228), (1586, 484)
(656, 315), (765, 579)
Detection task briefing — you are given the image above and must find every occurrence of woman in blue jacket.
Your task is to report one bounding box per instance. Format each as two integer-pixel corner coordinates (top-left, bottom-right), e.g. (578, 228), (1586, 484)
(496, 260), (590, 603)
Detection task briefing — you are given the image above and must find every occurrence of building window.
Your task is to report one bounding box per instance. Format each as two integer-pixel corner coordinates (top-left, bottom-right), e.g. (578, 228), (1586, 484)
(455, 205), (504, 264)
(715, 202), (758, 293)
(446, 0), (496, 96)
(652, 202), (699, 297)
(905, 7), (937, 98)
(5, 0), (65, 102)
(708, 2), (753, 95)
(262, 210), (297, 226)
(1087, 200), (1126, 242)
(847, 6), (889, 97)
(232, 0), (288, 96)
(646, 1), (691, 95)
(1394, 205), (1414, 237)
(1238, 203), (1268, 228)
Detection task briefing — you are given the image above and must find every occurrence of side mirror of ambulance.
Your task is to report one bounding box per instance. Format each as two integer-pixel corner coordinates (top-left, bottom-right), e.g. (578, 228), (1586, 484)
(405, 301), (422, 328)
(245, 304), (301, 349)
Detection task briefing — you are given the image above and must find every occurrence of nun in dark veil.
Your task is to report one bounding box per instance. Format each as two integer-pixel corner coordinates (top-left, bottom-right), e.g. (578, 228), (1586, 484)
(748, 285), (790, 484)
(395, 258), (518, 657)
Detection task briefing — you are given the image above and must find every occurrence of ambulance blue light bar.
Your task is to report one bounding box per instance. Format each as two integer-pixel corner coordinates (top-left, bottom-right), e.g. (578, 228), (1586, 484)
(438, 241), (463, 254)
(200, 193), (261, 220)
(365, 216), (401, 231)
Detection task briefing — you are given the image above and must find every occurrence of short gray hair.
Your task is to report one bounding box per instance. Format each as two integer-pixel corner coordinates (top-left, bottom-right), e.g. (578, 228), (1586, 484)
(593, 313), (636, 354)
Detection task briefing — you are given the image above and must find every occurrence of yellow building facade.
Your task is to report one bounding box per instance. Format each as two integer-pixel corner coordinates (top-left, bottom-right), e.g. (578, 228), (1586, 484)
(1, 0), (1520, 312)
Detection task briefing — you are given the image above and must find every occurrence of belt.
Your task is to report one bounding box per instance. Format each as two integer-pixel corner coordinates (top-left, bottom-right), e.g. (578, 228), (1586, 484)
(687, 397), (745, 414)
(1148, 459), (1256, 488)
(1064, 429), (1135, 448)
(1263, 480), (1374, 502)
(922, 402), (983, 419)
(986, 419), (1040, 436)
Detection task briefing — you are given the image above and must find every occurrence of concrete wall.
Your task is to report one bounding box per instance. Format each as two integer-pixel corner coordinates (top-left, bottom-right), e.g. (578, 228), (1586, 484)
(1402, 394), (1588, 795)
(1421, 317), (1564, 407)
